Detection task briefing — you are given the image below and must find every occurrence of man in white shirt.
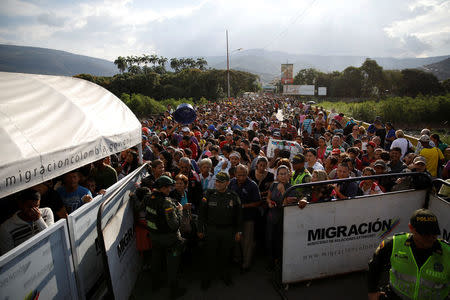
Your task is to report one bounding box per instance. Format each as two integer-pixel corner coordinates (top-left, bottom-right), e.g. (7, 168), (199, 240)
(390, 129), (413, 160)
(304, 148), (325, 171)
(0, 189), (54, 255)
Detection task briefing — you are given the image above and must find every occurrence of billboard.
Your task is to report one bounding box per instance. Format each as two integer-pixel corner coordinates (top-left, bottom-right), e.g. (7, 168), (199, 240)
(283, 85), (315, 95)
(318, 87), (327, 96)
(281, 64), (294, 84)
(282, 189), (426, 283)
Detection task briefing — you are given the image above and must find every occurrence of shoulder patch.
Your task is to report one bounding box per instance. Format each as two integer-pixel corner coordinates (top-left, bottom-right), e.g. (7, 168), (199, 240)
(394, 232), (407, 236)
(165, 207), (173, 213)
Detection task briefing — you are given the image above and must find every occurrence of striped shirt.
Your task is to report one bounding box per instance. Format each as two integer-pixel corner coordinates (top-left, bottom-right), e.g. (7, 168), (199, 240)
(0, 208), (54, 255)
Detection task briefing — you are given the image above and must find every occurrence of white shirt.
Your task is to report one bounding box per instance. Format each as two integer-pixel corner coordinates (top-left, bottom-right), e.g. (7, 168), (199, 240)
(305, 161), (325, 171)
(390, 138), (412, 159)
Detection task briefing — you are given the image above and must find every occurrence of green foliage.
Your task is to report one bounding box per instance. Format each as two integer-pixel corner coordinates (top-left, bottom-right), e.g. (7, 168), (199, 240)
(292, 59), (445, 98)
(119, 93), (212, 118)
(76, 67), (259, 102)
(320, 94), (450, 126)
(120, 93), (165, 117)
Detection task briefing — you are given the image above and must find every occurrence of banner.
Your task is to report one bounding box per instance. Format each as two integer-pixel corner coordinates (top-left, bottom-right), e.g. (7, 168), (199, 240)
(318, 87), (327, 96)
(267, 138), (302, 160)
(0, 220), (78, 299)
(67, 165), (147, 299)
(283, 85), (315, 95)
(428, 195), (449, 242)
(281, 64), (294, 84)
(282, 190), (426, 283)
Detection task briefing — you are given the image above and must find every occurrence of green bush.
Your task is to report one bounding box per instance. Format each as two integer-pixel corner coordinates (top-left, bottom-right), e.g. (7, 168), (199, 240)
(320, 94), (450, 126)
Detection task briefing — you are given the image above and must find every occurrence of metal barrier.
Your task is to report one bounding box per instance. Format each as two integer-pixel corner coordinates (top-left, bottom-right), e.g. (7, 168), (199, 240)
(96, 164), (147, 300)
(0, 220), (78, 299)
(67, 166), (147, 300)
(278, 172), (432, 287)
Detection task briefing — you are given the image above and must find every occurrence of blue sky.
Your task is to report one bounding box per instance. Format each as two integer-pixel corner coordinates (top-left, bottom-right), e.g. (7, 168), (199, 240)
(1, 0), (449, 60)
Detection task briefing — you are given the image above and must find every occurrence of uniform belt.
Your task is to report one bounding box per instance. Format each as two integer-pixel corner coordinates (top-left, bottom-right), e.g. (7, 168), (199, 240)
(208, 224), (233, 229)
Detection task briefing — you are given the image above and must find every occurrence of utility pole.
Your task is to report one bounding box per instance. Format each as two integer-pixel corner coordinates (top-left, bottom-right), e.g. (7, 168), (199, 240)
(226, 30), (230, 100)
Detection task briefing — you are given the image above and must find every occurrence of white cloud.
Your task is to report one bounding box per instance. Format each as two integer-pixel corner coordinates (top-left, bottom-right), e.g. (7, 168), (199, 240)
(1, 0), (42, 17)
(0, 0), (449, 60)
(384, 0), (450, 56)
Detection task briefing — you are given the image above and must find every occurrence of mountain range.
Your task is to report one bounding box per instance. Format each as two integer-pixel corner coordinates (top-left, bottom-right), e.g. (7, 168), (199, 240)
(1, 44), (449, 84)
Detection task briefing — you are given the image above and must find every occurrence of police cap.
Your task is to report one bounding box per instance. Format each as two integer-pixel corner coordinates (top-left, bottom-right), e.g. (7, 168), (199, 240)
(410, 209), (440, 235)
(154, 175), (175, 188)
(216, 172), (230, 182)
(292, 153), (305, 164)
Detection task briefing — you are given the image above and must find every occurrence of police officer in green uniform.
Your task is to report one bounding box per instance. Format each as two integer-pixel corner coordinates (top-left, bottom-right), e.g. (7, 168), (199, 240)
(368, 209), (449, 300)
(198, 172), (243, 290)
(145, 176), (186, 299)
(290, 154), (311, 200)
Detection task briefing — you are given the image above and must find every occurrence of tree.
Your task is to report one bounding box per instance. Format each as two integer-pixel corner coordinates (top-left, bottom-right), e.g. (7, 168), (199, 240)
(360, 58), (384, 97)
(341, 67), (363, 97)
(196, 57), (208, 70)
(442, 79), (450, 93)
(113, 56), (127, 73)
(170, 58), (180, 72)
(293, 68), (320, 85)
(400, 69), (443, 97)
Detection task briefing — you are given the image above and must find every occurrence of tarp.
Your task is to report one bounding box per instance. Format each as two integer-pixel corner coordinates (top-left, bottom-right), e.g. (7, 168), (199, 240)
(0, 72), (141, 198)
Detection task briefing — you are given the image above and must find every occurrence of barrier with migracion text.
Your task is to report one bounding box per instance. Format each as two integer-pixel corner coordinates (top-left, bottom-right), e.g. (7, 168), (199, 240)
(96, 164), (148, 299)
(0, 220), (78, 299)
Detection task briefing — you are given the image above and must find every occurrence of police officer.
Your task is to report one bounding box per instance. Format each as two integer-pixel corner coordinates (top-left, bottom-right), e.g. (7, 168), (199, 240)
(290, 154), (311, 200)
(198, 172), (243, 290)
(368, 209), (449, 300)
(145, 175), (186, 299)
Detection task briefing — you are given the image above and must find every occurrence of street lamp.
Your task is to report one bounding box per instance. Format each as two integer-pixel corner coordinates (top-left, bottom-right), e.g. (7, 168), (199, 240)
(226, 30), (243, 100)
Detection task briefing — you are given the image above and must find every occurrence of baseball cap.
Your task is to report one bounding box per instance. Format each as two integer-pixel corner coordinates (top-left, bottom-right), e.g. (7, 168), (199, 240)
(207, 124), (216, 131)
(367, 141), (376, 148)
(410, 209), (440, 235)
(181, 127), (190, 133)
(154, 175), (175, 188)
(273, 131), (281, 137)
(413, 156), (427, 165)
(373, 160), (387, 169)
(419, 135), (430, 142)
(292, 154), (305, 164)
(216, 172), (230, 182)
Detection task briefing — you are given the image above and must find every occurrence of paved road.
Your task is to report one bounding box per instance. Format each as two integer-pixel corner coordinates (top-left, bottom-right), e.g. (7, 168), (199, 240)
(130, 250), (369, 300)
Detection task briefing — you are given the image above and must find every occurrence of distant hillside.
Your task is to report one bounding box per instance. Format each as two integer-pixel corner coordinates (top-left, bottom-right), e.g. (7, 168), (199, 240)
(0, 44), (117, 76)
(1, 44), (449, 84)
(422, 58), (450, 80)
(206, 49), (450, 83)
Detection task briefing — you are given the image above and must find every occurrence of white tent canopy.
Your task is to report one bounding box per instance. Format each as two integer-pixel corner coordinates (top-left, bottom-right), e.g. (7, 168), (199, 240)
(0, 72), (141, 198)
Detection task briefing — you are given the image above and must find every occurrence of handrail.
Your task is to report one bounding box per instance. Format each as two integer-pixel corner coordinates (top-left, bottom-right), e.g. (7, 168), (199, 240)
(96, 163), (148, 299)
(432, 178), (450, 188)
(281, 172), (432, 206)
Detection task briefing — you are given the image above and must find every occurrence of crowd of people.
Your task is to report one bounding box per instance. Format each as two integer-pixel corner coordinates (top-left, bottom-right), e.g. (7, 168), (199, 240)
(0, 95), (449, 298)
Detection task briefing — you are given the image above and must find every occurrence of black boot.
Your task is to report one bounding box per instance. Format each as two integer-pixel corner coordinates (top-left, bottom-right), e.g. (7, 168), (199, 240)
(201, 279), (211, 290)
(169, 283), (186, 300)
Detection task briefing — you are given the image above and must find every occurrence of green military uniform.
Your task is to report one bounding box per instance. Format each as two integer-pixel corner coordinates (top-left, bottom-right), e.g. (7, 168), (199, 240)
(145, 189), (183, 293)
(368, 209), (449, 300)
(198, 185), (243, 283)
